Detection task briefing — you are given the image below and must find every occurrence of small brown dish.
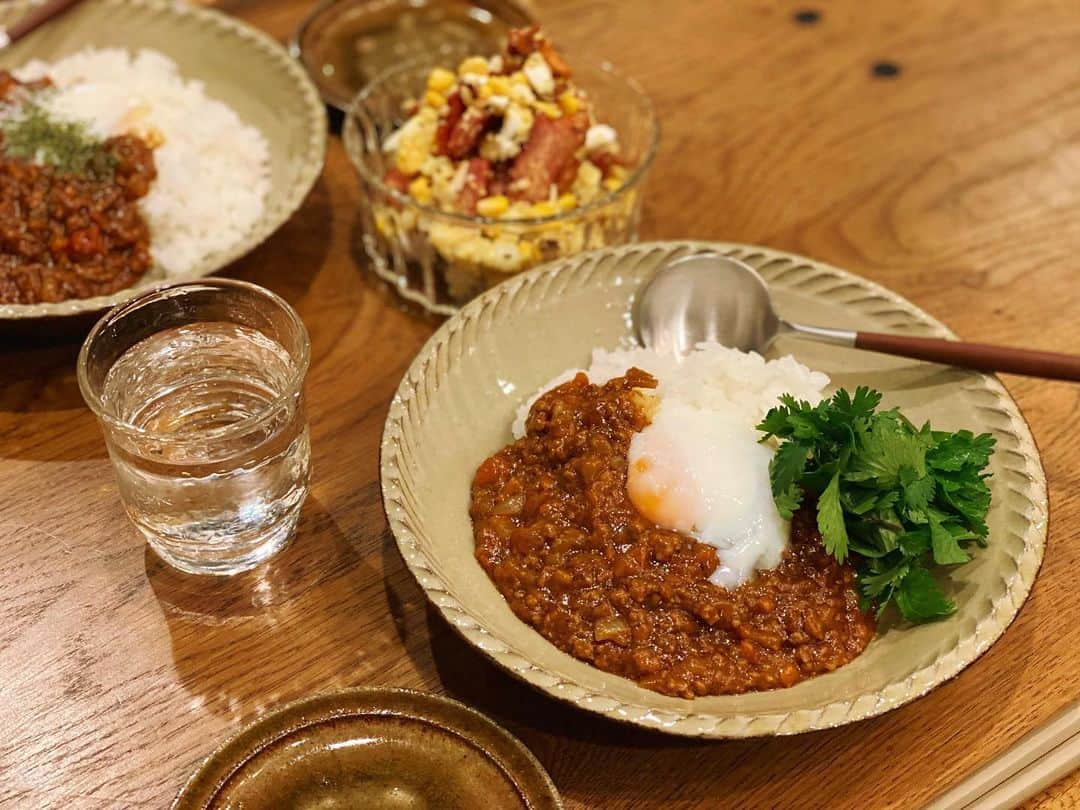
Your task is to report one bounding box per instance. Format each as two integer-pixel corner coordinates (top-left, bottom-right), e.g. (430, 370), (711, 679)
(172, 687), (562, 809)
(292, 0), (535, 111)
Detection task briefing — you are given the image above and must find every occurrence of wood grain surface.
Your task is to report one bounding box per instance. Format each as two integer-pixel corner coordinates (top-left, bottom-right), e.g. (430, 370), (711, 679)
(1, 1), (1078, 807)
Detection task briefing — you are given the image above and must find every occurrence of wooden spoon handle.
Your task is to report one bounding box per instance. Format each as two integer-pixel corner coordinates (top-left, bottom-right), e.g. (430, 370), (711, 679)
(4, 0), (86, 47)
(854, 331), (1080, 381)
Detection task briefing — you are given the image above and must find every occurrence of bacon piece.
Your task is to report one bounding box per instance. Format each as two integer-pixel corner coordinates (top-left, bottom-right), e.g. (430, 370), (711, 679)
(589, 151), (624, 177)
(456, 158), (492, 214)
(383, 167), (411, 194)
(539, 40), (572, 78)
(488, 162), (512, 198)
(433, 91), (465, 156)
(507, 26), (540, 56)
(507, 28), (570, 77)
(445, 108), (492, 160)
(510, 111), (589, 202)
(555, 158), (581, 193)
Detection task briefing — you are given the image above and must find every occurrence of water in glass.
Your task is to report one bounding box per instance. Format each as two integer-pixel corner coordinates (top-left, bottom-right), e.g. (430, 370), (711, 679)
(100, 321), (310, 574)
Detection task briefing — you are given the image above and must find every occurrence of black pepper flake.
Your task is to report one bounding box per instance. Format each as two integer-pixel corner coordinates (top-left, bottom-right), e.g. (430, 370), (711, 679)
(793, 9), (820, 25)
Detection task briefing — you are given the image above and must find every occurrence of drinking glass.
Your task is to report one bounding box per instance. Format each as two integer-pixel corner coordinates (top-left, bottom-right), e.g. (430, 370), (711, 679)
(78, 280), (311, 575)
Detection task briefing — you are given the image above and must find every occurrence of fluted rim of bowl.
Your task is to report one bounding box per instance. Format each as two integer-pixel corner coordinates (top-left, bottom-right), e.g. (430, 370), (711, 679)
(343, 52), (660, 227)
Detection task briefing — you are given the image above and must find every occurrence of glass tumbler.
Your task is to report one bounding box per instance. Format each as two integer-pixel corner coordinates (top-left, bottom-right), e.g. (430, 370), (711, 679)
(77, 280), (311, 575)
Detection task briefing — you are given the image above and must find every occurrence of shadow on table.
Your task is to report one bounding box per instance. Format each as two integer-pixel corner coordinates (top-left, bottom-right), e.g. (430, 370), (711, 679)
(0, 177), (332, 461)
(146, 494), (380, 721)
(227, 175), (333, 312)
(0, 338), (106, 462)
(424, 603), (704, 748)
(375, 525), (712, 753)
(0, 340), (85, 413)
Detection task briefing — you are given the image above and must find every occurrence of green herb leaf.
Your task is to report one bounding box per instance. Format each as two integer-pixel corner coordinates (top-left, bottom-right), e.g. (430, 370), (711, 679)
(902, 473), (935, 521)
(842, 488), (880, 515)
(0, 100), (117, 178)
(928, 430), (996, 473)
(859, 557), (909, 598)
(758, 386), (994, 624)
(817, 471), (849, 562)
(897, 527), (931, 556)
(895, 564), (955, 622)
(929, 513), (970, 565)
(774, 484), (803, 522)
(768, 441), (809, 519)
(757, 405), (795, 440)
(846, 416), (927, 488)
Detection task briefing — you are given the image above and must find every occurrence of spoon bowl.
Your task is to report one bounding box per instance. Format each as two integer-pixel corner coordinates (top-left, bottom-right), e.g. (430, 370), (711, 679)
(634, 253), (781, 356)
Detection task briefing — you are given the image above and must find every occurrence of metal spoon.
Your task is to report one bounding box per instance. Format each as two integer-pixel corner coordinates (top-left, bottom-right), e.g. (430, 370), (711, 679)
(635, 253), (1080, 381)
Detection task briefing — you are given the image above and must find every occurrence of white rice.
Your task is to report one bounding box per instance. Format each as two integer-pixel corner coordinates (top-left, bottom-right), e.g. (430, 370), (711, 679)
(15, 48), (270, 275)
(513, 342), (830, 439)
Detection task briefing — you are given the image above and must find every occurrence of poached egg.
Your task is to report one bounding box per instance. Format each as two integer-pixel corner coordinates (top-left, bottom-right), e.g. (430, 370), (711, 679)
(626, 399), (788, 588)
(515, 343), (829, 588)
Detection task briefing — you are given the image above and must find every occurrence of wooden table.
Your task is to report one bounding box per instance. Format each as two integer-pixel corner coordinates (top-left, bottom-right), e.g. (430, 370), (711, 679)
(2, 1), (1078, 807)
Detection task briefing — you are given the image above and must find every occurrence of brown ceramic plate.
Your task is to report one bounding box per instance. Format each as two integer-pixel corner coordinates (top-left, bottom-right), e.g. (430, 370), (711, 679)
(292, 0), (535, 111)
(173, 688), (562, 809)
(381, 240), (1048, 738)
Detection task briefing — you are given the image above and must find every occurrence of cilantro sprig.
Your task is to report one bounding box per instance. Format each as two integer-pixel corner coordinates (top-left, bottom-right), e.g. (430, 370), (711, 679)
(758, 387), (995, 623)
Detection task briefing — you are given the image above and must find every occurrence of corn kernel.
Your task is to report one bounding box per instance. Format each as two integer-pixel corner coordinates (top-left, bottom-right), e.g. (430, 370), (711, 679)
(529, 201), (558, 217)
(603, 177), (623, 192)
(518, 241), (539, 262)
(487, 76), (512, 97)
(534, 101), (562, 119)
(458, 57), (489, 76)
(423, 90), (446, 109)
(395, 143), (428, 175)
(427, 67), (456, 93)
(558, 92), (582, 114)
(476, 195), (510, 218)
(509, 84), (536, 105)
(510, 71), (528, 85)
(408, 176), (432, 204)
(374, 211), (394, 237)
(506, 201), (532, 219)
(557, 193), (577, 211)
(477, 83), (495, 100)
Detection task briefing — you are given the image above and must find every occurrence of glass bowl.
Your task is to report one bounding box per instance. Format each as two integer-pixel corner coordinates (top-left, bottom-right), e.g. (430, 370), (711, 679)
(343, 48), (659, 314)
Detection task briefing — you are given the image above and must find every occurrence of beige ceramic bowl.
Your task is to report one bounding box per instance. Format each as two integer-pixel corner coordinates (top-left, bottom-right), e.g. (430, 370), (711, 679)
(381, 241), (1048, 738)
(0, 0), (326, 320)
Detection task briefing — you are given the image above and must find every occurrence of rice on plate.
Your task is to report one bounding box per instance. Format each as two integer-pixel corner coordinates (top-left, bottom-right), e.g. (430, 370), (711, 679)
(14, 48), (270, 276)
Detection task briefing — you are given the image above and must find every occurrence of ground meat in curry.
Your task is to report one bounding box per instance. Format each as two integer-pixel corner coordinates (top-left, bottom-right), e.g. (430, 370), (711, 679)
(471, 368), (876, 698)
(0, 71), (156, 305)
